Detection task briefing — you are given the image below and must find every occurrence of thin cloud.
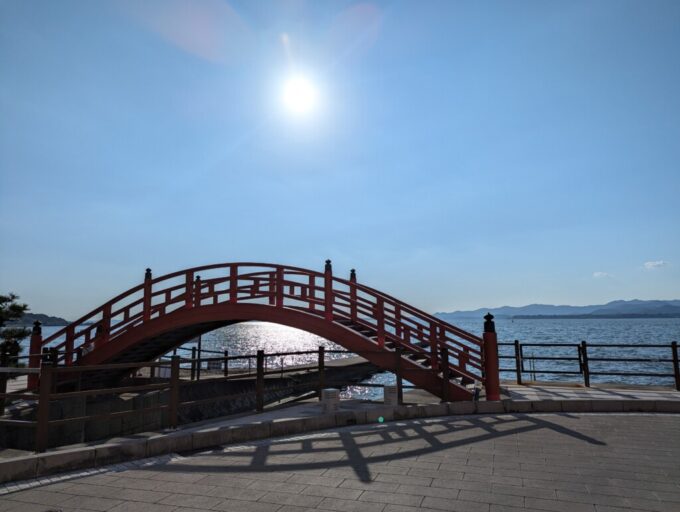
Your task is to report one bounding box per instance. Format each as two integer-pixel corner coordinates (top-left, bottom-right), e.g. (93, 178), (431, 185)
(593, 272), (612, 279)
(644, 260), (667, 270)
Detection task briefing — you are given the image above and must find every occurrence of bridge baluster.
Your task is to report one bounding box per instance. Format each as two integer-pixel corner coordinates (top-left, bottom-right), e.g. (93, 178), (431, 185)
(185, 271), (194, 309)
(429, 321), (438, 371)
(143, 268), (152, 322)
(28, 321), (42, 389)
(268, 273), (276, 306)
(376, 297), (385, 348)
(276, 267), (284, 307)
(308, 274), (315, 311)
(349, 269), (357, 323)
(194, 275), (202, 308)
(229, 265), (237, 303)
(395, 305), (402, 338)
(324, 260), (333, 321)
(100, 303), (111, 348)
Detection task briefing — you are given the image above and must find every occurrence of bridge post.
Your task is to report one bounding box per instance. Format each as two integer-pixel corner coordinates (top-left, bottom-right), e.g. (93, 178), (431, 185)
(35, 361), (52, 452)
(276, 267), (284, 307)
(194, 275), (202, 308)
(185, 271), (194, 309)
(428, 322), (438, 371)
(349, 269), (357, 323)
(256, 350), (265, 412)
(395, 346), (403, 405)
(28, 321), (42, 389)
(143, 268), (152, 322)
(229, 265), (238, 304)
(324, 260), (333, 321)
(376, 297), (385, 348)
(440, 345), (450, 402)
(483, 313), (501, 401)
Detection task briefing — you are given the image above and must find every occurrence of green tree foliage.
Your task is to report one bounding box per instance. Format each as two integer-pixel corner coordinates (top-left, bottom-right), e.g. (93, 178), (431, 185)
(0, 293), (30, 366)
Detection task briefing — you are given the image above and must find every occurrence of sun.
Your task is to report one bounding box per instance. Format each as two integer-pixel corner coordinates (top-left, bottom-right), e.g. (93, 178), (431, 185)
(281, 74), (319, 116)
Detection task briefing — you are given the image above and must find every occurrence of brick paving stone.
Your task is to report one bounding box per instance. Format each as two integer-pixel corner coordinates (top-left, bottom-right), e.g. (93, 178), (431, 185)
(359, 490), (423, 507)
(316, 497), (386, 512)
(59, 495), (124, 511)
(259, 491), (324, 507)
(158, 493), (223, 509)
(108, 503), (176, 512)
(421, 496), (490, 512)
(301, 485), (363, 500)
(213, 500), (283, 512)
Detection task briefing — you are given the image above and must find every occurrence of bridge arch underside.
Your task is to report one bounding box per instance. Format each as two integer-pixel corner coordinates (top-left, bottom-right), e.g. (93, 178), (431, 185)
(79, 303), (462, 398)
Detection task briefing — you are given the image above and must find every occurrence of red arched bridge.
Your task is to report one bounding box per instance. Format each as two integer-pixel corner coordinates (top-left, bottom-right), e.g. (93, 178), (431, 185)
(29, 261), (500, 401)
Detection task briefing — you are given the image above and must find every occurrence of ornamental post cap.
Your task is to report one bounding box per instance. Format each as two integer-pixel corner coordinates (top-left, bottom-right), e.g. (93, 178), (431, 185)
(483, 312), (496, 333)
(325, 259), (332, 271)
(195, 275), (201, 281)
(350, 268), (356, 276)
(145, 268), (152, 279)
(32, 320), (42, 334)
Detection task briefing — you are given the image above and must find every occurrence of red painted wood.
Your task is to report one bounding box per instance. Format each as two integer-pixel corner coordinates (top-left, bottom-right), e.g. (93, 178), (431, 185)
(36, 262), (489, 400)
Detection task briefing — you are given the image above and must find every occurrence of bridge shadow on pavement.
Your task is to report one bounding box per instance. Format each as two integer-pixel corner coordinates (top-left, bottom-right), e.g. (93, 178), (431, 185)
(150, 414), (607, 483)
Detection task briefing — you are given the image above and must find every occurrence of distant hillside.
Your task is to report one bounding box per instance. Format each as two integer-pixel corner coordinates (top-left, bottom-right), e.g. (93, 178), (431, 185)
(6, 312), (70, 326)
(436, 299), (680, 320)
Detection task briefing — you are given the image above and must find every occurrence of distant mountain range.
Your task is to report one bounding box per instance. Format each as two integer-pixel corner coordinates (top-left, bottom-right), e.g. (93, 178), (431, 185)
(6, 312), (70, 326)
(436, 299), (680, 320)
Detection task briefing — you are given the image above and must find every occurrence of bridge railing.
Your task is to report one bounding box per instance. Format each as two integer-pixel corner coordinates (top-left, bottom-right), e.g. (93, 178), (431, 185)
(34, 262), (488, 389)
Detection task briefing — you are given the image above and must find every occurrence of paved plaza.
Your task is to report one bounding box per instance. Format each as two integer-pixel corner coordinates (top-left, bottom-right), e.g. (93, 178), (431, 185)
(1, 412), (679, 512)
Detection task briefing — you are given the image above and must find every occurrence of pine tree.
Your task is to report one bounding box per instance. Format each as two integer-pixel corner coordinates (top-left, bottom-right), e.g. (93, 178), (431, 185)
(0, 293), (30, 366)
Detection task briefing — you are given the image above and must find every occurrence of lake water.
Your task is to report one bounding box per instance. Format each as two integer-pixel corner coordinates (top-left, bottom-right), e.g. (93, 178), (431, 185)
(23, 317), (680, 399)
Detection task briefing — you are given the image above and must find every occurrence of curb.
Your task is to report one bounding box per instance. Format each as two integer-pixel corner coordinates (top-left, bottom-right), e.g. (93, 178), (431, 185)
(1, 398), (678, 485)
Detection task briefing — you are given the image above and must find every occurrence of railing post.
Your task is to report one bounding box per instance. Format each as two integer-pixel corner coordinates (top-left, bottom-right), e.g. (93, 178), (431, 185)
(671, 341), (679, 391)
(99, 302), (111, 348)
(143, 268), (152, 322)
(194, 275), (202, 308)
(514, 339), (523, 385)
(308, 274), (316, 312)
(376, 297), (385, 348)
(318, 346), (325, 400)
(28, 321), (42, 389)
(395, 305), (402, 338)
(276, 267), (284, 307)
(349, 269), (357, 323)
(428, 322), (438, 371)
(482, 313), (501, 401)
(35, 362), (52, 452)
(580, 340), (590, 387)
(224, 350), (229, 378)
(196, 336), (202, 381)
(229, 264), (238, 303)
(169, 356), (179, 428)
(395, 346), (403, 405)
(256, 350), (265, 412)
(324, 260), (333, 321)
(190, 346), (197, 381)
(185, 271), (194, 309)
(440, 345), (450, 402)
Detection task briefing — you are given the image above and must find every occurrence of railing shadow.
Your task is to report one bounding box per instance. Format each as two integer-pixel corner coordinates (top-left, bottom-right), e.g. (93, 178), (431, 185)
(144, 413), (606, 483)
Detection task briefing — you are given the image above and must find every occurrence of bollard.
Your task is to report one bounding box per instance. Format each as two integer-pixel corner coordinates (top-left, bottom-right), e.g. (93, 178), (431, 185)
(321, 388), (340, 413)
(482, 313), (501, 401)
(224, 350), (229, 378)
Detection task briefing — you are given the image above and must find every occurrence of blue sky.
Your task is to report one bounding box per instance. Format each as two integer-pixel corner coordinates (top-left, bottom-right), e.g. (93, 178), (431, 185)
(1, 0), (679, 319)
